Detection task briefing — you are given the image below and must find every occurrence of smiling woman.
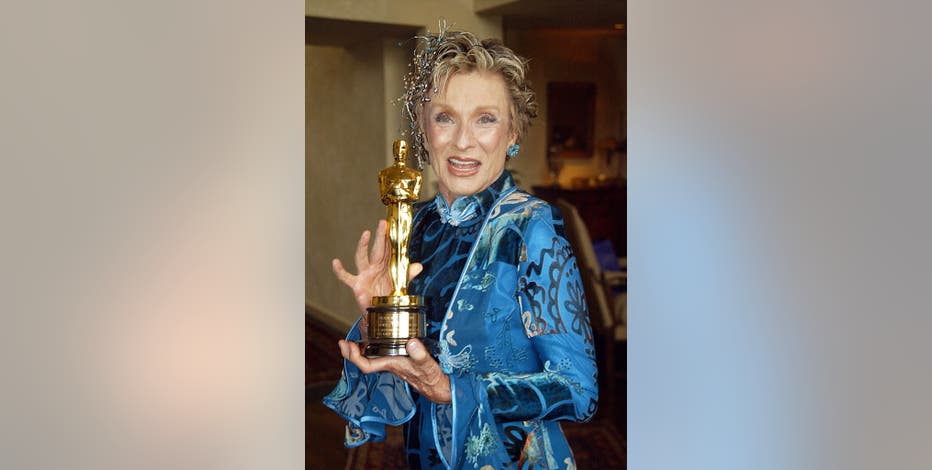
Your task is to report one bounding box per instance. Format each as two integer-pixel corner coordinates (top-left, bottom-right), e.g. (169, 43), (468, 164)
(425, 71), (516, 204)
(324, 27), (599, 470)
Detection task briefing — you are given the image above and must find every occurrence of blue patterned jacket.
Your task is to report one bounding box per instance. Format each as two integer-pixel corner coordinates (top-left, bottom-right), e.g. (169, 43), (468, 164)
(324, 171), (598, 469)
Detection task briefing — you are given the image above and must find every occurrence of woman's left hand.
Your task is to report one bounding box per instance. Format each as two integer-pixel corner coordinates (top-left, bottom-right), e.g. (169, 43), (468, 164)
(338, 338), (452, 404)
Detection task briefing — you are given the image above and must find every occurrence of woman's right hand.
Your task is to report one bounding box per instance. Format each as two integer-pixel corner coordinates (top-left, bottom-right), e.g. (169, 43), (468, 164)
(331, 220), (423, 318)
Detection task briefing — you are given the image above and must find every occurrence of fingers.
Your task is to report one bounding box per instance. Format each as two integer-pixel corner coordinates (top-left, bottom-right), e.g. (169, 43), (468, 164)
(353, 229), (372, 271)
(338, 338), (425, 377)
(405, 339), (452, 404)
(405, 339), (431, 364)
(332, 258), (355, 287)
(337, 339), (449, 403)
(408, 263), (424, 282)
(351, 222), (388, 274)
(338, 339), (372, 373)
(370, 220), (389, 267)
(340, 339), (391, 375)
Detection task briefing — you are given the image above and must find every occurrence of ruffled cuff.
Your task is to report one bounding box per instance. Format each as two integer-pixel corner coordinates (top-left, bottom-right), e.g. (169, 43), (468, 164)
(322, 320), (417, 447)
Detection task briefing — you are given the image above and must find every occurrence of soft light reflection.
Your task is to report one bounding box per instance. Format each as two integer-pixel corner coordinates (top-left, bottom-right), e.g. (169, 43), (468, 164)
(0, 1), (303, 469)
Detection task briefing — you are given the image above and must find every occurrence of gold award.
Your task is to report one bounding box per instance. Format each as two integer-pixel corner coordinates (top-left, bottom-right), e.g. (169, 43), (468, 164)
(364, 140), (426, 357)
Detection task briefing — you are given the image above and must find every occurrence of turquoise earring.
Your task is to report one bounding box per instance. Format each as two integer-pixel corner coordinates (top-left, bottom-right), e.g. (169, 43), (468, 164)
(507, 144), (520, 159)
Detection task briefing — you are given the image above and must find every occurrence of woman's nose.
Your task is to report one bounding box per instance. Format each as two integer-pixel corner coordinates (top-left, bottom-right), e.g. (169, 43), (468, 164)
(454, 124), (474, 150)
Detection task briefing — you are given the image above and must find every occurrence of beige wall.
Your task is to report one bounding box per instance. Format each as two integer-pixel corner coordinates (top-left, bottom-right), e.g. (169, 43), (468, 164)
(306, 42), (389, 329)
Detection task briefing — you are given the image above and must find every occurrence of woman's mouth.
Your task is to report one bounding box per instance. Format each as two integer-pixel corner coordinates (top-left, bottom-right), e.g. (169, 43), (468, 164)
(447, 157), (480, 176)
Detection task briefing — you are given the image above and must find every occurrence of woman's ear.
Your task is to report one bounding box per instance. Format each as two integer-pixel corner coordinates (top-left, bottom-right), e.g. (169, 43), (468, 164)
(508, 114), (518, 147)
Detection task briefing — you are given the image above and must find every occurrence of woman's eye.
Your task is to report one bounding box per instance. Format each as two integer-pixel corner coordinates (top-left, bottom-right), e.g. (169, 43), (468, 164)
(434, 113), (453, 123)
(477, 115), (498, 125)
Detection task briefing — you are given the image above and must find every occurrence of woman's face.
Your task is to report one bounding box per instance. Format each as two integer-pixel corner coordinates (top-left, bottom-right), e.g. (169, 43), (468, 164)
(424, 71), (516, 204)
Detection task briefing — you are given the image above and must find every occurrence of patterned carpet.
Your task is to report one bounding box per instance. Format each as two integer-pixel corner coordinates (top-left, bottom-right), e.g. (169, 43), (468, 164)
(307, 313), (627, 469)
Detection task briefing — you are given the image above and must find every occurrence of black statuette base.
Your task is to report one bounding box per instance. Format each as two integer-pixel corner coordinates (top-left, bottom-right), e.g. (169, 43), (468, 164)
(363, 340), (411, 358)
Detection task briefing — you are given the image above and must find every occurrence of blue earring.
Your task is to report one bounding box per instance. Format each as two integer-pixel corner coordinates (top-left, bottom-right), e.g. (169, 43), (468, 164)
(507, 144), (520, 158)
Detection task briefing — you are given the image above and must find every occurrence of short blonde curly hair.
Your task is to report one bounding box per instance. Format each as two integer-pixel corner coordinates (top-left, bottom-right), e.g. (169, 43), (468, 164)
(403, 29), (538, 167)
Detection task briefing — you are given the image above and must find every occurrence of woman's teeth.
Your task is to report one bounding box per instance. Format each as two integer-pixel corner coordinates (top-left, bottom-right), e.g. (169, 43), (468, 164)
(449, 158), (479, 170)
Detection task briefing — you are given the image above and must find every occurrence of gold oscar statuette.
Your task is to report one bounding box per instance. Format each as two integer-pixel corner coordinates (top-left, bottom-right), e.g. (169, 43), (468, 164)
(364, 140), (427, 357)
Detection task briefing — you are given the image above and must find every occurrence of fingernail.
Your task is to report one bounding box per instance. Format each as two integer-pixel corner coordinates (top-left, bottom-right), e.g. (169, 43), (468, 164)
(407, 341), (419, 353)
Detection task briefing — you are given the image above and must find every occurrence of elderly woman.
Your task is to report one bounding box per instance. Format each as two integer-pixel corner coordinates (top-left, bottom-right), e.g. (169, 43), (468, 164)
(324, 29), (598, 469)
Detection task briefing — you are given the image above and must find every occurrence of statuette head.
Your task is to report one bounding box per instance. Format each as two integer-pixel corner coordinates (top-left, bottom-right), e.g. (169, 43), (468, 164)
(393, 140), (408, 163)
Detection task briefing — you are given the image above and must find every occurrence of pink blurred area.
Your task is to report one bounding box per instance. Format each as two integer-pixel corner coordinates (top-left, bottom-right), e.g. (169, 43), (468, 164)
(1, 1), (303, 468)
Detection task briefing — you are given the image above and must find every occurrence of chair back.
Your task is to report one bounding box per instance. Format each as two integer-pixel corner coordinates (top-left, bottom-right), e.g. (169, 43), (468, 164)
(555, 199), (615, 334)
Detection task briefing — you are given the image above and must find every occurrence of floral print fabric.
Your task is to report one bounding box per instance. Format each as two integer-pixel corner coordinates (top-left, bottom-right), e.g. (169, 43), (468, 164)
(324, 171), (598, 469)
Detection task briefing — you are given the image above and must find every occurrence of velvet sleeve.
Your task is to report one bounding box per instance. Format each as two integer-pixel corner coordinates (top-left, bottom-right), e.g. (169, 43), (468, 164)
(486, 209), (599, 423)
